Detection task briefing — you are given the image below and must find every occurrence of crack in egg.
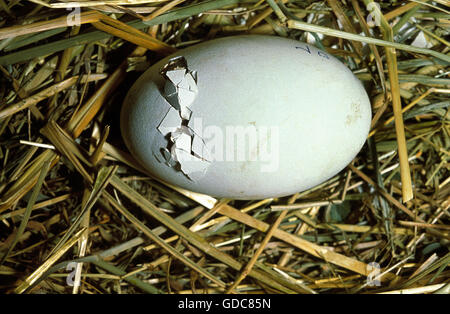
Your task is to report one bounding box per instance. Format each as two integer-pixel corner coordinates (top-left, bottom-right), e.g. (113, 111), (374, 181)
(156, 56), (211, 181)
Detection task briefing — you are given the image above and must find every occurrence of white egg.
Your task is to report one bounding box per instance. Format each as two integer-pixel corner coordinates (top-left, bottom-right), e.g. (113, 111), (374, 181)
(120, 35), (371, 200)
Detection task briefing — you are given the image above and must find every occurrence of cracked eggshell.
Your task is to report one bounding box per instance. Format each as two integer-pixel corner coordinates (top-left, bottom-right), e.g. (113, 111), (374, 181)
(120, 35), (371, 200)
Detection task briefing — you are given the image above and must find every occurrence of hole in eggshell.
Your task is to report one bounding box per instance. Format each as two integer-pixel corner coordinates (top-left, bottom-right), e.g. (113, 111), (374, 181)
(155, 56), (211, 181)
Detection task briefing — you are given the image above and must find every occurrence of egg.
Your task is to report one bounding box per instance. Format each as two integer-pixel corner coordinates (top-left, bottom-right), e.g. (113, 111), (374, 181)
(120, 35), (371, 200)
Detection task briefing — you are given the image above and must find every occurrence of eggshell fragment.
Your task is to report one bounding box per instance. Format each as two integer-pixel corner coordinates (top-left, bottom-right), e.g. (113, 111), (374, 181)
(120, 35), (372, 199)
